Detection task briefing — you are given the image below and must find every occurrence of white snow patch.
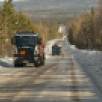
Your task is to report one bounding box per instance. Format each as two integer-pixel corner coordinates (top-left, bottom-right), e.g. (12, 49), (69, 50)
(63, 36), (102, 68)
(0, 56), (13, 67)
(0, 57), (13, 64)
(63, 36), (102, 90)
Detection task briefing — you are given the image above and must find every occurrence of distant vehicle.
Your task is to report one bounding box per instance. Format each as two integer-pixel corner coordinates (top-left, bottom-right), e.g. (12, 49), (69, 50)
(52, 44), (61, 55)
(11, 32), (45, 67)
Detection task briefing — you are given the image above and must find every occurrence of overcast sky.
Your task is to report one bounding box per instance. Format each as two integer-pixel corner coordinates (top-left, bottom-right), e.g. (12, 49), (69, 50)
(0, 0), (24, 1)
(0, 0), (98, 11)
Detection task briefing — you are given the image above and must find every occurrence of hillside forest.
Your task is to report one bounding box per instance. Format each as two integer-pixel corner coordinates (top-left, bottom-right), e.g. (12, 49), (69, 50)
(68, 1), (102, 50)
(0, 0), (62, 57)
(0, 0), (102, 57)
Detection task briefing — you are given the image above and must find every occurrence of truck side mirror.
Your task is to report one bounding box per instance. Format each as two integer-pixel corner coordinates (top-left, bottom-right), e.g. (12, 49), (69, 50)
(38, 41), (41, 45)
(11, 37), (15, 45)
(37, 39), (41, 45)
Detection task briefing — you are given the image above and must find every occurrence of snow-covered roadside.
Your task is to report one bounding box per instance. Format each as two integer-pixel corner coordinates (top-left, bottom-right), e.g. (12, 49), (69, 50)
(64, 36), (102, 90)
(0, 56), (13, 67)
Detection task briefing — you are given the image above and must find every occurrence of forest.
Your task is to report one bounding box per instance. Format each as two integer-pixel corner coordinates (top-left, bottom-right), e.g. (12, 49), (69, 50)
(0, 0), (101, 57)
(0, 0), (61, 57)
(68, 1), (102, 50)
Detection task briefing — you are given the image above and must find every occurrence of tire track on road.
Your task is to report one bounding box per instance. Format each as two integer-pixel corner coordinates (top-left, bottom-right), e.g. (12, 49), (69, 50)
(0, 65), (57, 102)
(69, 58), (80, 102)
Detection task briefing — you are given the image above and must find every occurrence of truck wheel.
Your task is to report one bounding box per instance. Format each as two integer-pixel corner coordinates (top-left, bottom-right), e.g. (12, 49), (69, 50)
(34, 62), (39, 67)
(34, 59), (40, 67)
(14, 60), (23, 67)
(14, 63), (23, 67)
(41, 55), (45, 66)
(52, 53), (55, 56)
(57, 53), (60, 56)
(42, 60), (45, 66)
(34, 55), (45, 67)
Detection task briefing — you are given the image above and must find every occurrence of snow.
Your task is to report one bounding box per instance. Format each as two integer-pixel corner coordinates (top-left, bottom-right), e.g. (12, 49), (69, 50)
(1, 56), (13, 64)
(0, 38), (102, 72)
(63, 36), (102, 70)
(0, 56), (13, 67)
(63, 36), (102, 90)
(0, 37), (102, 90)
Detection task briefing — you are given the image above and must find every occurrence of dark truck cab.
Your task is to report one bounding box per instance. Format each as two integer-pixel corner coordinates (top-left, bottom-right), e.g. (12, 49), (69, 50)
(11, 32), (45, 67)
(52, 44), (61, 55)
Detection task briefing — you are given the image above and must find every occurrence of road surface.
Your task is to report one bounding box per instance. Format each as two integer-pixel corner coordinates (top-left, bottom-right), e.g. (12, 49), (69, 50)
(0, 39), (102, 102)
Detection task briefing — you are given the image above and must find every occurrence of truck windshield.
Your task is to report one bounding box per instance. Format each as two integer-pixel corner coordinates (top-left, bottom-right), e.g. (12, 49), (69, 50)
(16, 37), (37, 46)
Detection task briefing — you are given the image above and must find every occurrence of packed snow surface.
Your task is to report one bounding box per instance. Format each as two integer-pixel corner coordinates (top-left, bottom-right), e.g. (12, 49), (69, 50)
(64, 36), (102, 90)
(0, 56), (13, 67)
(0, 37), (102, 71)
(0, 37), (102, 90)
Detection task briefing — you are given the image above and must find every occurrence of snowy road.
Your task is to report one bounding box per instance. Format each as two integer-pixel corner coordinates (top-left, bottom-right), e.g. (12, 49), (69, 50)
(0, 38), (102, 102)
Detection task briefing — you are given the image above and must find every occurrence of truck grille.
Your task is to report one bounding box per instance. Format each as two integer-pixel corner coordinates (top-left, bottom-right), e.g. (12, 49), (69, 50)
(18, 47), (34, 60)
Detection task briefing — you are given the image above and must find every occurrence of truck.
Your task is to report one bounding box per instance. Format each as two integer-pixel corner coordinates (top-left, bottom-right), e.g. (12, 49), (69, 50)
(52, 44), (61, 55)
(11, 32), (45, 67)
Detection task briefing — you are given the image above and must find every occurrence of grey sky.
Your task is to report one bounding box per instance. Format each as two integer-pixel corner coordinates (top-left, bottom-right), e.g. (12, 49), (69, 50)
(0, 0), (24, 1)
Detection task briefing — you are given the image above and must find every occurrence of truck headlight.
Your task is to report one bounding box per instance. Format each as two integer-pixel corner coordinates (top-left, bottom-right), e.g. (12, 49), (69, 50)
(34, 51), (37, 54)
(34, 45), (40, 54)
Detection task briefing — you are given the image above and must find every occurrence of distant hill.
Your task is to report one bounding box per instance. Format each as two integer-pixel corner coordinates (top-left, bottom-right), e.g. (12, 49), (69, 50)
(0, 0), (98, 20)
(13, 0), (98, 11)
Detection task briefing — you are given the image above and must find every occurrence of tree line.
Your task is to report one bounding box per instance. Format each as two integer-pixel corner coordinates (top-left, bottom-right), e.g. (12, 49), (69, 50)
(68, 2), (102, 50)
(0, 0), (58, 57)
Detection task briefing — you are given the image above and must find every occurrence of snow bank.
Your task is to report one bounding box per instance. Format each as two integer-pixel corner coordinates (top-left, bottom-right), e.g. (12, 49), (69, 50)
(64, 36), (102, 90)
(0, 56), (13, 64)
(64, 36), (102, 68)
(0, 56), (13, 67)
